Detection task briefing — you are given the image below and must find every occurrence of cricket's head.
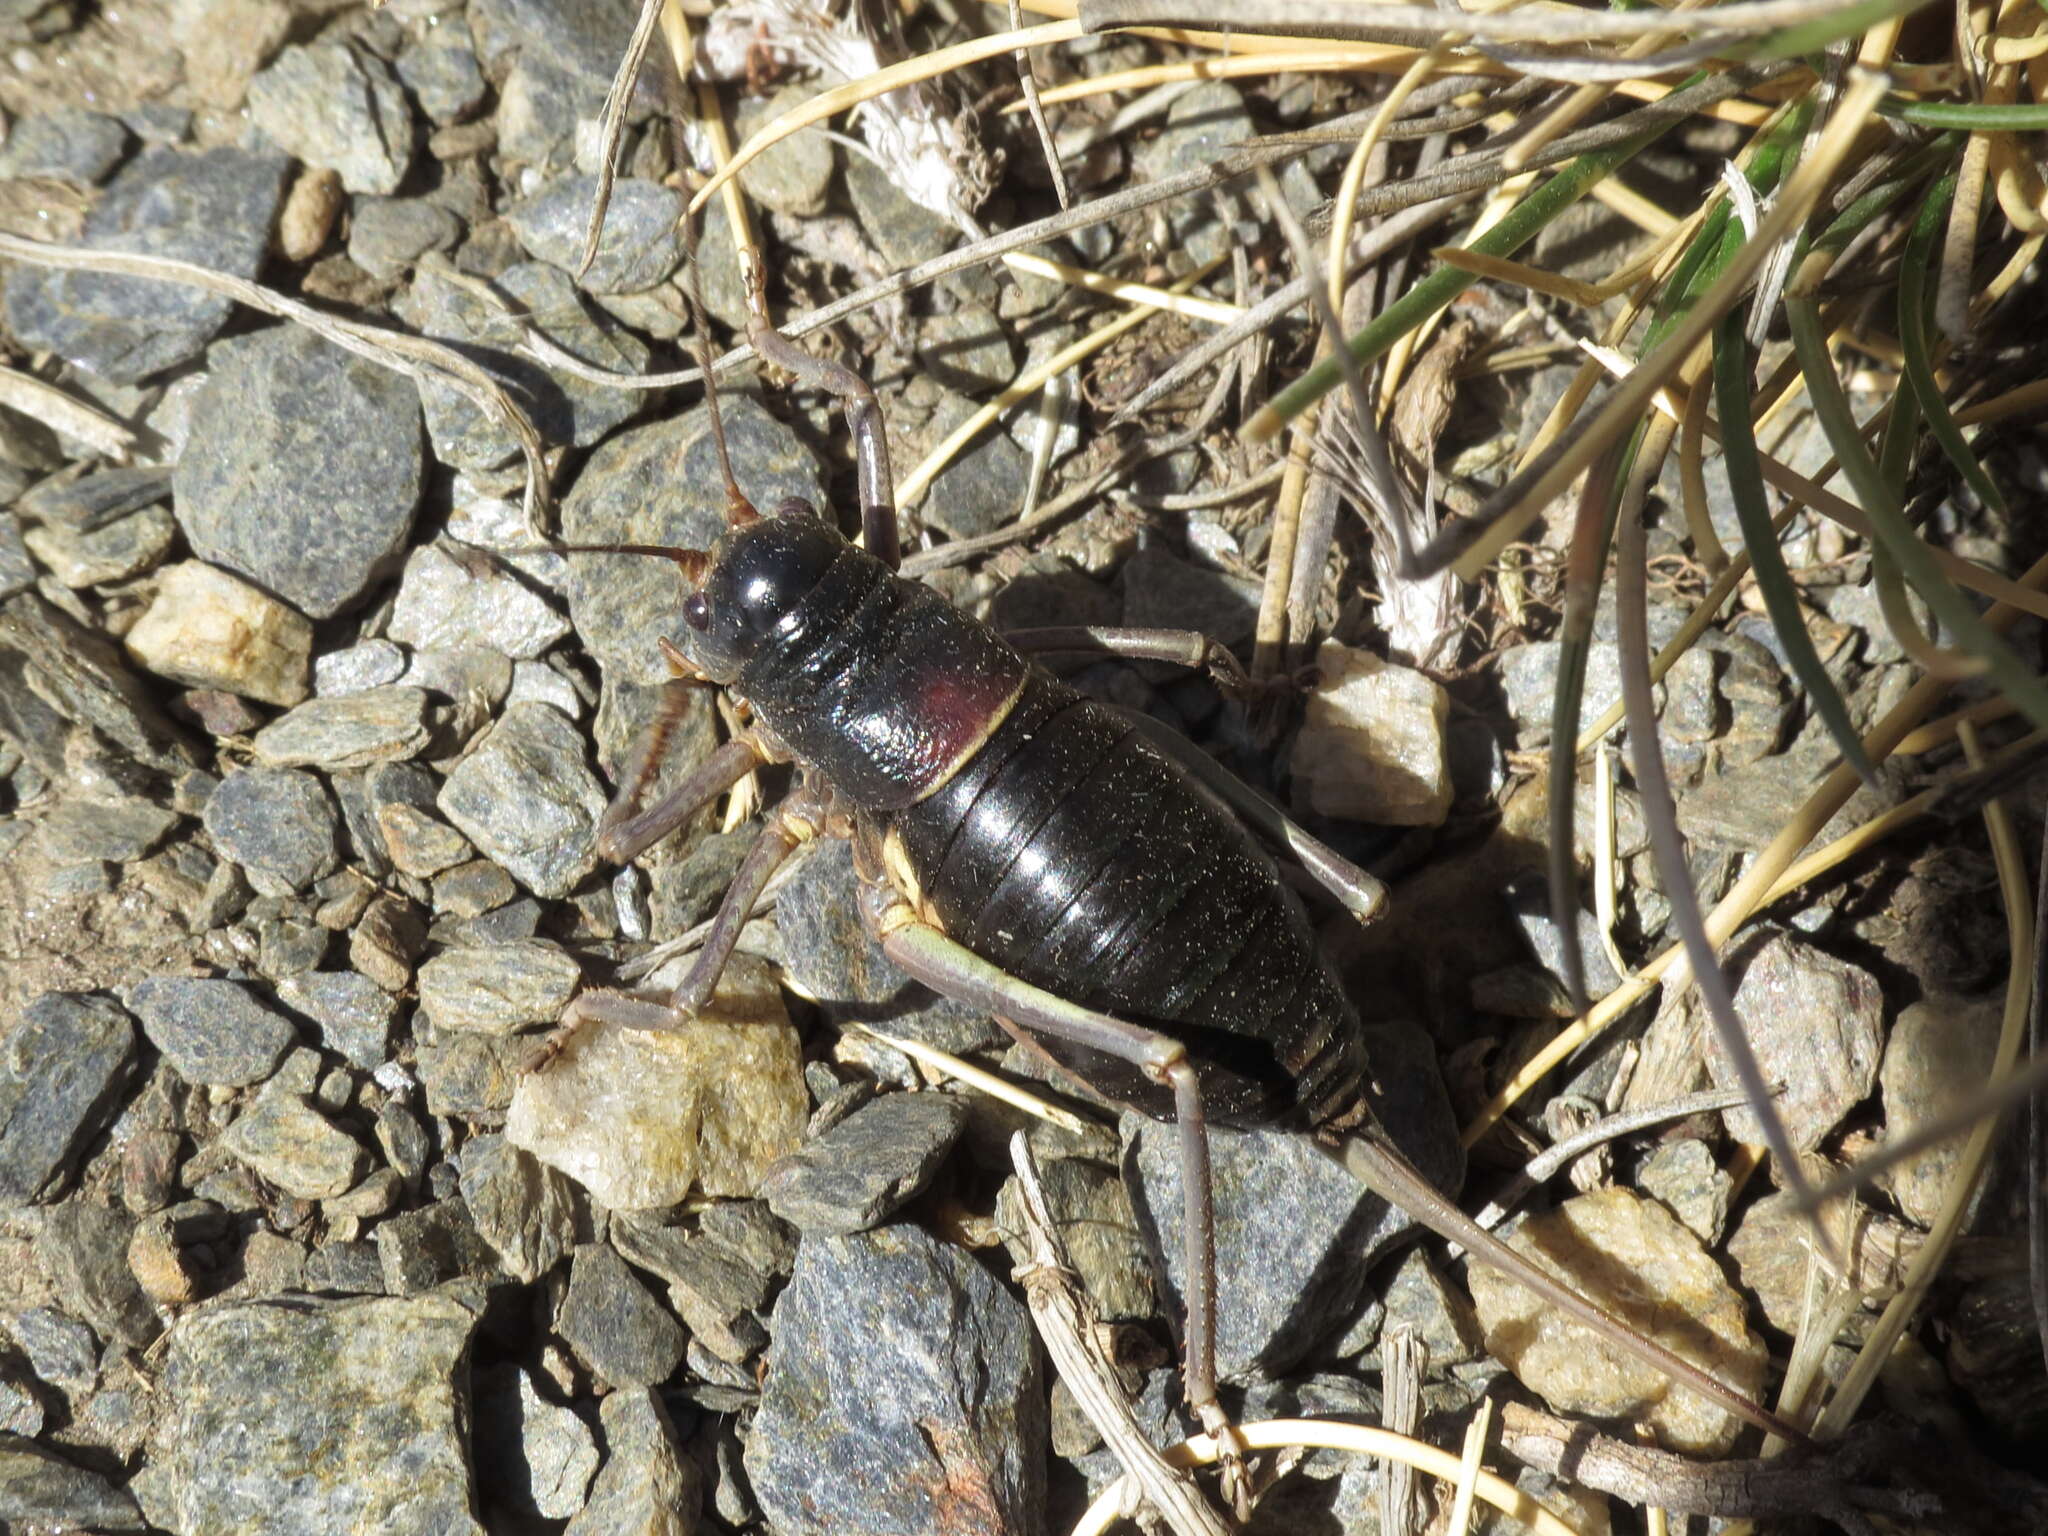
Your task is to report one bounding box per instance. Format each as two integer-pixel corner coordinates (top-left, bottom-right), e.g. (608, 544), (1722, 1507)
(679, 496), (843, 682)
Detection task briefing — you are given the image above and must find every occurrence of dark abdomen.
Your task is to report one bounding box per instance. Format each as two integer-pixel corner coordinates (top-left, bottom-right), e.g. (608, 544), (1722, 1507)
(887, 678), (1368, 1131)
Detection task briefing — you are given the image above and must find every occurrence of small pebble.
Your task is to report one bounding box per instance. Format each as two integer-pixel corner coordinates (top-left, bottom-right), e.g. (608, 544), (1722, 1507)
(459, 1134), (578, 1283)
(251, 686), (432, 769)
(417, 940), (582, 1035)
(0, 992), (137, 1205)
(220, 1091), (367, 1200)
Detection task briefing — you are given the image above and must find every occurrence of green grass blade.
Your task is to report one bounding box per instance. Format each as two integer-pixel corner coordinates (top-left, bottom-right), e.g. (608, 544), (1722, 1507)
(1898, 170), (2010, 518)
(1785, 297), (2048, 730)
(1713, 313), (1879, 784)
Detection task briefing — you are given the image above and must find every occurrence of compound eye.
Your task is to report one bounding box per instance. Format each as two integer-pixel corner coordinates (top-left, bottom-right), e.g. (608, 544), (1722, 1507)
(771, 496), (816, 520)
(682, 592), (712, 631)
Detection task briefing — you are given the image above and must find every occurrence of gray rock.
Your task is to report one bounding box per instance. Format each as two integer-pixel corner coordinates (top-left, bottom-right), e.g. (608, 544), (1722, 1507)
(276, 970), (400, 1069)
(138, 1288), (484, 1536)
(1507, 876), (1625, 1000)
(1496, 639), (1630, 747)
(304, 1239), (385, 1294)
(459, 1133), (578, 1282)
(921, 391), (1030, 542)
(126, 976), (297, 1087)
(222, 1092), (367, 1199)
(995, 1153), (1154, 1322)
(844, 151), (956, 269)
(609, 1202), (790, 1363)
(174, 325), (423, 619)
(2, 146), (289, 383)
(562, 1386), (700, 1536)
(506, 174), (681, 294)
(918, 301), (1016, 395)
(482, 0), (641, 84)
(749, 1224), (1045, 1536)
(1121, 544), (1261, 646)
(493, 53), (603, 171)
(386, 541), (571, 659)
(396, 40), (486, 125)
(246, 43), (415, 195)
(417, 939), (582, 1034)
(1123, 1015), (1462, 1382)
(760, 1091), (969, 1236)
(21, 503), (175, 586)
(0, 1359), (41, 1435)
(436, 701), (606, 898)
(34, 794), (177, 863)
(1676, 741), (1889, 853)
(347, 195), (463, 279)
(376, 1098), (433, 1183)
(315, 638), (407, 697)
(734, 83), (835, 214)
(1132, 81), (1253, 267)
(1378, 1249), (1482, 1366)
(777, 840), (1006, 1054)
(560, 401), (824, 682)
(0, 1433), (144, 1530)
(0, 519), (33, 603)
(557, 1242), (686, 1387)
(203, 766), (341, 896)
(1878, 993), (2003, 1227)
(3, 1307), (98, 1394)
(1715, 928), (1882, 1154)
(0, 592), (198, 774)
(0, 992), (137, 1204)
(20, 465), (172, 532)
(416, 1033), (523, 1118)
(0, 107), (127, 181)
(473, 1365), (598, 1522)
(252, 686), (432, 769)
(1636, 1137), (1731, 1244)
(38, 1200), (160, 1348)
(374, 1197), (498, 1295)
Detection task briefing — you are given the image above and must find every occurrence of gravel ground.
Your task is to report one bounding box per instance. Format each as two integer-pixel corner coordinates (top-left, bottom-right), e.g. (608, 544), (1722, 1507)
(1, 0), (2043, 1532)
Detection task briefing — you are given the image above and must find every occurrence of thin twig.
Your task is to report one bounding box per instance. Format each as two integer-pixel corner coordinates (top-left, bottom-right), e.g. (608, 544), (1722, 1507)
(0, 232), (557, 533)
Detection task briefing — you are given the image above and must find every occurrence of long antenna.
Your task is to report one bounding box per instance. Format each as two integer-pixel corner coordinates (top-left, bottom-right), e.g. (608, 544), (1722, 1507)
(661, 43), (756, 528)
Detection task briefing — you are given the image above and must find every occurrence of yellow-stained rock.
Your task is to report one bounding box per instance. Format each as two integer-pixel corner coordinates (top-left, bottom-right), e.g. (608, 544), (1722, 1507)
(1467, 1187), (1766, 1455)
(506, 955), (806, 1210)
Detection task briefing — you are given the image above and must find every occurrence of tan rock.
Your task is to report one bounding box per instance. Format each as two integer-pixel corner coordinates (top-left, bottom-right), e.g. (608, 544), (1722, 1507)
(1878, 993), (2002, 1227)
(1291, 641), (1452, 826)
(1467, 1187), (1767, 1455)
(124, 560), (312, 707)
(506, 956), (806, 1210)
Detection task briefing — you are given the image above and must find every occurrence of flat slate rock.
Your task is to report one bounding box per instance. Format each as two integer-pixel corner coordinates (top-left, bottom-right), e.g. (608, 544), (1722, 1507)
(201, 766), (341, 897)
(0, 1433), (145, 1531)
(246, 43), (415, 195)
(173, 325), (424, 619)
(556, 1242), (686, 1388)
(506, 175), (681, 295)
(125, 976), (297, 1088)
(759, 1090), (969, 1236)
(135, 1288), (486, 1536)
(0, 992), (137, 1205)
(436, 702), (605, 899)
(1123, 1014), (1464, 1382)
(482, 0), (644, 86)
(3, 146), (289, 383)
(748, 1224), (1045, 1536)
